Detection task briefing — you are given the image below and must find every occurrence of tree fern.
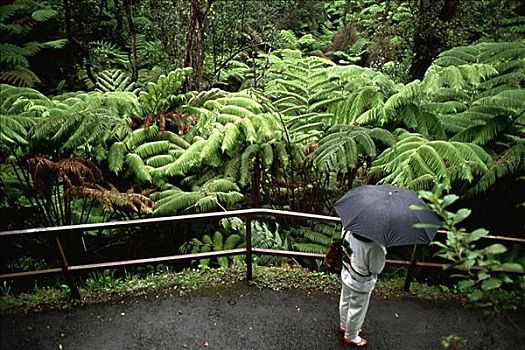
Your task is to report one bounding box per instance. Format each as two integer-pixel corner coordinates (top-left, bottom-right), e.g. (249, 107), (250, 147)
(95, 69), (137, 93)
(29, 108), (132, 154)
(289, 222), (336, 255)
(152, 177), (243, 216)
(89, 40), (130, 70)
(466, 143), (525, 196)
(0, 114), (34, 146)
(0, 1), (66, 87)
(139, 68), (192, 115)
(423, 41), (524, 166)
(166, 138), (208, 176)
(180, 230), (243, 268)
(369, 132), (493, 191)
(310, 125), (395, 175)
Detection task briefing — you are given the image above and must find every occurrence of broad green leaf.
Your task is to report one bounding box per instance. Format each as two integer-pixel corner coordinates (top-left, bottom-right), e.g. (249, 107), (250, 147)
(469, 228), (488, 242)
(483, 244), (507, 255)
(441, 194), (459, 207)
(467, 289), (483, 302)
(451, 208), (471, 225)
(477, 272), (490, 281)
(500, 262), (524, 272)
(481, 277), (501, 291)
(457, 279), (475, 291)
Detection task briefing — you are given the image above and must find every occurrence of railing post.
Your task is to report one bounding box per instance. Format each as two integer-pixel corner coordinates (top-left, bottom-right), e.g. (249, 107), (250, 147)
(403, 244), (418, 292)
(54, 233), (80, 300)
(245, 216), (253, 281)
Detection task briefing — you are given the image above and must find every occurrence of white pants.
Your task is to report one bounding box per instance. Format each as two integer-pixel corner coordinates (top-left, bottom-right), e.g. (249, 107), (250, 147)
(339, 283), (372, 339)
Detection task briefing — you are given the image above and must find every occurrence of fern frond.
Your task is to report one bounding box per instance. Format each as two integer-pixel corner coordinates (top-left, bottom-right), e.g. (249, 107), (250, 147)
(134, 140), (172, 159)
(0, 114), (32, 146)
(224, 234), (242, 250)
(145, 154), (174, 168)
(95, 69), (136, 93)
(223, 156), (241, 180)
(292, 243), (327, 254)
(166, 138), (207, 176)
(199, 178), (240, 193)
(219, 104), (254, 117)
(216, 96), (263, 114)
(370, 133), (492, 190)
(126, 153), (152, 184)
(124, 125), (160, 150)
(31, 8), (58, 21)
(108, 141), (126, 173)
(0, 68), (40, 87)
(467, 144), (524, 196)
(200, 130), (223, 167)
(239, 144), (259, 186)
(221, 123), (241, 156)
(153, 191), (205, 216)
(139, 68), (192, 114)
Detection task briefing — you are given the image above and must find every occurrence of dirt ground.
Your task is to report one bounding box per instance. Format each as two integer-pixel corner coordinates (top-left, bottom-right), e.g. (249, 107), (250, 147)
(1, 283), (524, 350)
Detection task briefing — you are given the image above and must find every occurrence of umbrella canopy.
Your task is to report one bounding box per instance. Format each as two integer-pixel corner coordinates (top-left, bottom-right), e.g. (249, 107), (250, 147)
(334, 184), (441, 248)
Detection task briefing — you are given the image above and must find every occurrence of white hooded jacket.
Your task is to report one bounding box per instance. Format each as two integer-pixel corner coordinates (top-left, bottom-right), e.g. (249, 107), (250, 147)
(341, 230), (387, 293)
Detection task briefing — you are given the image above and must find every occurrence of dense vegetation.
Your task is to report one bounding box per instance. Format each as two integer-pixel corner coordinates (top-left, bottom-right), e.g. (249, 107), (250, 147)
(1, 0), (524, 295)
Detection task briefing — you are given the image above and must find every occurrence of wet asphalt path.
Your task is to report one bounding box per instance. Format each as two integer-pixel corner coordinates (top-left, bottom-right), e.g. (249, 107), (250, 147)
(1, 284), (524, 350)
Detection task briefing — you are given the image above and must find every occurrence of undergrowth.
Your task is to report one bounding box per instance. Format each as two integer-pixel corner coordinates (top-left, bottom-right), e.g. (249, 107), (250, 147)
(1, 265), (522, 314)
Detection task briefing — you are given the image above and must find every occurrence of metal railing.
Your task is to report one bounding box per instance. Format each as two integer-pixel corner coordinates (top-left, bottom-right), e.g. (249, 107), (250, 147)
(1, 209), (524, 300)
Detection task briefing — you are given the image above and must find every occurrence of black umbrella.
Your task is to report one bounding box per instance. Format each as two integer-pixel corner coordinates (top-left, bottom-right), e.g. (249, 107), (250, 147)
(334, 184), (441, 248)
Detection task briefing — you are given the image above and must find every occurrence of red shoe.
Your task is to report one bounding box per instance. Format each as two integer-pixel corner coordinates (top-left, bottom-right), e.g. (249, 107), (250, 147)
(343, 336), (368, 347)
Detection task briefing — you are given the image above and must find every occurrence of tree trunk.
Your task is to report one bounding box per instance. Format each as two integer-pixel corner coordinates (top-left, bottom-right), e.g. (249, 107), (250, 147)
(63, 0), (81, 89)
(408, 0), (461, 80)
(251, 156), (261, 208)
(184, 0), (215, 91)
(124, 0), (138, 82)
(113, 0), (125, 47)
(172, 0), (183, 65)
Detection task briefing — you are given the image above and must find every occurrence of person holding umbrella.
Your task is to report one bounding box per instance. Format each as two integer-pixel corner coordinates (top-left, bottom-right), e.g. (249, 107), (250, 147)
(339, 230), (386, 346)
(334, 184), (441, 347)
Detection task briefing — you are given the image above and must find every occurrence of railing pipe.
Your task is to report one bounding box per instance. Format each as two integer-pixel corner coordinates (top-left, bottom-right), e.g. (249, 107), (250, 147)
(0, 209), (340, 237)
(54, 233), (80, 299)
(1, 209), (524, 300)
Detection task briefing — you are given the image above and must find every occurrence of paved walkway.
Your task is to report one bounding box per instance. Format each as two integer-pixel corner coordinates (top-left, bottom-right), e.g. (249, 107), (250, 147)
(1, 284), (524, 350)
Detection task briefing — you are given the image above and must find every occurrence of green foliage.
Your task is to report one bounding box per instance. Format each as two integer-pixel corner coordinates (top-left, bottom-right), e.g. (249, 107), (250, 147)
(420, 41), (525, 194)
(95, 69), (137, 93)
(441, 334), (466, 350)
(151, 178), (244, 217)
(290, 223), (335, 254)
(265, 51), (338, 144)
(24, 90), (141, 158)
(180, 229), (244, 268)
(88, 41), (130, 71)
(0, 1), (66, 87)
(139, 68), (192, 114)
(31, 108), (131, 155)
(251, 221), (292, 266)
(84, 270), (124, 292)
(421, 186), (524, 316)
(311, 125), (395, 175)
(278, 30), (332, 54)
(370, 131), (493, 191)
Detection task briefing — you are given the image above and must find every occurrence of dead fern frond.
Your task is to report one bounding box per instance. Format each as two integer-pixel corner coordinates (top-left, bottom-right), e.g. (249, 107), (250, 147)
(66, 184), (154, 214)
